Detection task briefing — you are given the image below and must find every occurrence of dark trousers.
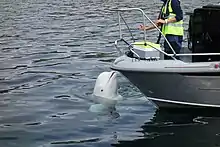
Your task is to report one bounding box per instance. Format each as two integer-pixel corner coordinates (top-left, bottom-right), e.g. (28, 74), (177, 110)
(164, 35), (183, 60)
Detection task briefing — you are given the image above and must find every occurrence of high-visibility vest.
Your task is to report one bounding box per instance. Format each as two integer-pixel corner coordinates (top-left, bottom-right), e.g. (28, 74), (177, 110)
(161, 0), (184, 36)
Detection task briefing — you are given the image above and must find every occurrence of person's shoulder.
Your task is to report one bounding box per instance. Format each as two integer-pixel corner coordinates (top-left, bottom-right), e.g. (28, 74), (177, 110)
(171, 0), (181, 5)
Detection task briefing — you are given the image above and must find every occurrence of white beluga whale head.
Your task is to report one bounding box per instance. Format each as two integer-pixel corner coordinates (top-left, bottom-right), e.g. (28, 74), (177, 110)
(89, 71), (122, 115)
(93, 71), (119, 98)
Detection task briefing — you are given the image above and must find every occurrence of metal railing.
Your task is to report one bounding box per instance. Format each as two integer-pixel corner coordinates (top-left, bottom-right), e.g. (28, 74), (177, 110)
(112, 8), (220, 60)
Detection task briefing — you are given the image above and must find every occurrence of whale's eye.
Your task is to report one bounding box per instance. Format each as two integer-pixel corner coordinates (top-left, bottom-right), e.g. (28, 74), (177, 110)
(101, 89), (103, 92)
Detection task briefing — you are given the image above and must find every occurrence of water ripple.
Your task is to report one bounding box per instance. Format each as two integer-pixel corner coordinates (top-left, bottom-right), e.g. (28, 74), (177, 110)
(51, 138), (101, 145)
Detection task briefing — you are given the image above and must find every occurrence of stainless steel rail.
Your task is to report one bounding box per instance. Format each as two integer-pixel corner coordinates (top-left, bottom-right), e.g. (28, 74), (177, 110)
(113, 8), (176, 60)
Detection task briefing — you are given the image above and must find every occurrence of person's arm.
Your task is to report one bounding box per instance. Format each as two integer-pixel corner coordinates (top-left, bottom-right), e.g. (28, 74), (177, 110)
(156, 17), (177, 24)
(156, 0), (183, 24)
(171, 0), (183, 21)
(139, 24), (156, 31)
(139, 22), (161, 31)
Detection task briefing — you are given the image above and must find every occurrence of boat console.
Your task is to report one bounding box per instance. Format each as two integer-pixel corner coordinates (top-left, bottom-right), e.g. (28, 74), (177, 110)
(189, 4), (220, 62)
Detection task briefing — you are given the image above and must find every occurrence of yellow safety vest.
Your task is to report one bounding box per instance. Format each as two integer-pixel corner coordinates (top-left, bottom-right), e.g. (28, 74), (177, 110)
(161, 0), (184, 36)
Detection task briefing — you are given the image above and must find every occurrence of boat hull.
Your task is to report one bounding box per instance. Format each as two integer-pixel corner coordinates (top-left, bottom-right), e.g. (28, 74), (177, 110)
(119, 70), (220, 108)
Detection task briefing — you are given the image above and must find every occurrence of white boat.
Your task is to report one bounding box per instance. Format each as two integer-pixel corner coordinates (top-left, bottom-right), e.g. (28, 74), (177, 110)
(110, 5), (220, 108)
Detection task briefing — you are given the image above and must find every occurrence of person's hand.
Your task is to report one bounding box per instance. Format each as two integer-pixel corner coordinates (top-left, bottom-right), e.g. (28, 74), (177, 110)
(156, 19), (166, 24)
(138, 24), (152, 31)
(138, 24), (146, 30)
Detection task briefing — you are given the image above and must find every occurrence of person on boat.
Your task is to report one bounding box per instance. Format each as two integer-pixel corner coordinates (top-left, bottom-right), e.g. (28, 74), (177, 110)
(139, 0), (184, 59)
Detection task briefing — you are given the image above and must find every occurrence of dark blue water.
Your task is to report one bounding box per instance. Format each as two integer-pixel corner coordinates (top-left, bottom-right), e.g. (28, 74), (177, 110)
(1, 0), (220, 146)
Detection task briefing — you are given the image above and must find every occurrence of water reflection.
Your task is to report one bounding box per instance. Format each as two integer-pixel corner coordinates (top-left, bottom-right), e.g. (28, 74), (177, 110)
(112, 109), (220, 147)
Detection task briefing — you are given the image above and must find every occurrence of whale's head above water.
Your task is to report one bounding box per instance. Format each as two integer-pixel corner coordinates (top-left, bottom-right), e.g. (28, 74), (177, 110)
(92, 71), (122, 105)
(93, 71), (119, 99)
(90, 71), (122, 116)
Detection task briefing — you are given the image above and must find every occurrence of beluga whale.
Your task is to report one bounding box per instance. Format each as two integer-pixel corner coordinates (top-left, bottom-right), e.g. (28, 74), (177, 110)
(89, 71), (122, 116)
